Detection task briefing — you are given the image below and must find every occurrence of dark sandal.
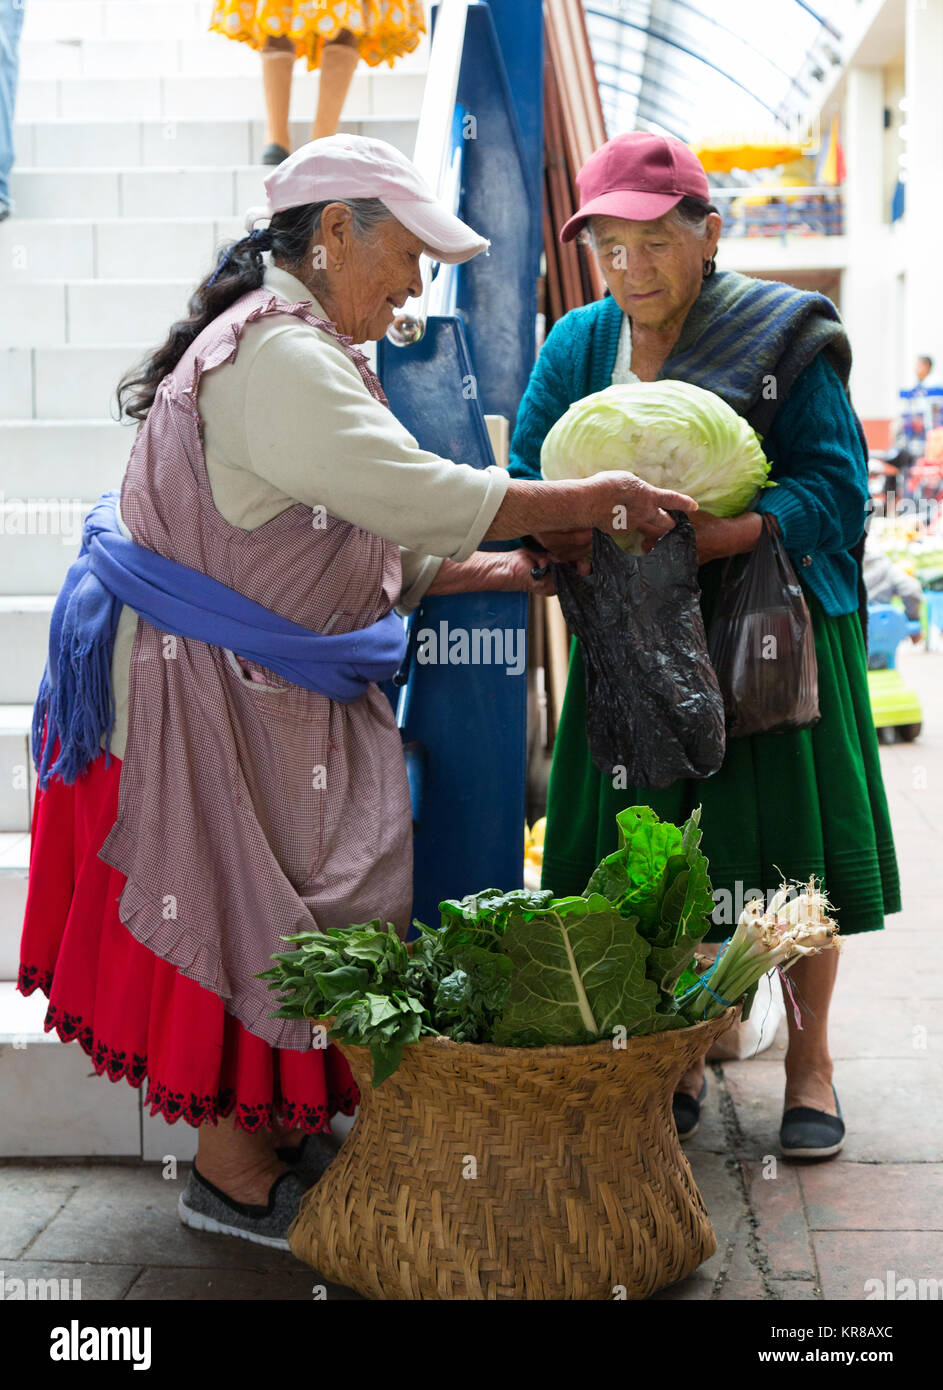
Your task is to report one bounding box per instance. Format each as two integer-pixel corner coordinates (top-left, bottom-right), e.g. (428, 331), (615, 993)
(672, 1075), (707, 1141)
(780, 1084), (845, 1159)
(261, 143), (291, 166)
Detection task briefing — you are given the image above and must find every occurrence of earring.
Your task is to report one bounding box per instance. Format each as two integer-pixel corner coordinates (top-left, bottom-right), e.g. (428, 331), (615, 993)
(334, 263), (343, 271)
(702, 257), (716, 279)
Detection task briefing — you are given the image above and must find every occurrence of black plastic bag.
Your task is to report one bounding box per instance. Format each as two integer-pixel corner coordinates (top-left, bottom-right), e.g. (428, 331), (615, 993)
(552, 514), (726, 789)
(707, 515), (820, 738)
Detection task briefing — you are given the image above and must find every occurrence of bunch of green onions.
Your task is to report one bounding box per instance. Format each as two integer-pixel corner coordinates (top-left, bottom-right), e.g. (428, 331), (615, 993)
(681, 880), (841, 1023)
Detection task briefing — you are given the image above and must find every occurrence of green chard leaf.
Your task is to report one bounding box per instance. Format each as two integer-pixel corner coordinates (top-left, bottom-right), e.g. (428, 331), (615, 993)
(491, 894), (661, 1047)
(584, 807), (682, 931)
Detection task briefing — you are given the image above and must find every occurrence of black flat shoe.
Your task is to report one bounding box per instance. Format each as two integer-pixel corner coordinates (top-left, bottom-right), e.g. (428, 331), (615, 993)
(261, 143), (290, 166)
(672, 1075), (707, 1141)
(780, 1084), (845, 1159)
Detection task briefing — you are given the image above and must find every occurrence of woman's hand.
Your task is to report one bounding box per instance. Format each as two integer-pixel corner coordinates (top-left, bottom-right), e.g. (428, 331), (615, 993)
(587, 470), (698, 543)
(688, 509), (765, 565)
(485, 473), (696, 548)
(426, 550), (556, 597)
(529, 529), (593, 572)
(531, 473), (698, 571)
(486, 549), (557, 596)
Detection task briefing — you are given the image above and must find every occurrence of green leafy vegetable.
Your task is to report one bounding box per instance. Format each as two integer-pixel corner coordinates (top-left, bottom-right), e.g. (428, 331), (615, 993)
(262, 806), (772, 1083)
(539, 379), (773, 554)
(585, 806), (715, 1015)
(330, 990), (427, 1087)
(492, 894), (659, 1046)
(433, 948), (513, 1043)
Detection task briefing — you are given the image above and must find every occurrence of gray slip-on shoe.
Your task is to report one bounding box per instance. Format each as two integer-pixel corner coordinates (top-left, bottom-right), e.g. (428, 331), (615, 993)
(275, 1132), (341, 1188)
(178, 1162), (308, 1250)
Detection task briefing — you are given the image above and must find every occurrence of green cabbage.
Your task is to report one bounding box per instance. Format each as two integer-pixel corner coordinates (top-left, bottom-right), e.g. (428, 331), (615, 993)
(540, 379), (773, 552)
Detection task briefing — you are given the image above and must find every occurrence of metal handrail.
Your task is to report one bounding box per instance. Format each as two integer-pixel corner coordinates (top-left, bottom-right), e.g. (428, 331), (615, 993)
(711, 185), (841, 198)
(386, 0), (470, 346)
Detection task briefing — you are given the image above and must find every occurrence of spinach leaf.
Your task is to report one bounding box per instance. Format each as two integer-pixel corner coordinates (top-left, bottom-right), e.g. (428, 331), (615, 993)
(439, 887), (554, 953)
(330, 991), (428, 1087)
(433, 948), (513, 1043)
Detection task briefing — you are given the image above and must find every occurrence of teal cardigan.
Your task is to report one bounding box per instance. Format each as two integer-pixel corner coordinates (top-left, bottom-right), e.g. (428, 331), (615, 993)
(508, 293), (869, 618)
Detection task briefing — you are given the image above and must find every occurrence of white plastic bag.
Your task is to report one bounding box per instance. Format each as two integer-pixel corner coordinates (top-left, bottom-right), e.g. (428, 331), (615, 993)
(706, 969), (786, 1061)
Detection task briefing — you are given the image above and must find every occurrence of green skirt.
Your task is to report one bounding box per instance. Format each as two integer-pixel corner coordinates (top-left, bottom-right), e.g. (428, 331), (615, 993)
(542, 562), (901, 943)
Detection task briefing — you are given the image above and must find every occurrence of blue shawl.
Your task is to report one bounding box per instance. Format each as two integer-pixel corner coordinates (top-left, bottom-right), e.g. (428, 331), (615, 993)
(32, 490), (407, 789)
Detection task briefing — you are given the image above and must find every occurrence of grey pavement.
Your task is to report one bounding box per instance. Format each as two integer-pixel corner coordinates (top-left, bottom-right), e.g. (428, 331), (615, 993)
(2, 644), (941, 1301)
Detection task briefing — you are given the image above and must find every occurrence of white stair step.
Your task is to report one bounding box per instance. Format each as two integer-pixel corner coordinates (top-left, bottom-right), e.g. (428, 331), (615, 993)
(21, 1), (432, 57)
(0, 983), (143, 1155)
(0, 348), (34, 418)
(13, 115), (417, 170)
(0, 421), (129, 494)
(0, 217), (96, 277)
(22, 1), (206, 45)
(0, 982), (54, 1045)
(20, 17), (430, 67)
(8, 166), (246, 219)
(20, 36), (254, 80)
(1, 278), (191, 347)
(40, 32), (428, 78)
(0, 503), (91, 594)
(1, 345), (145, 420)
(0, 834), (30, 981)
(0, 707), (34, 835)
(0, 599), (54, 706)
(17, 69), (425, 122)
(0, 216), (241, 281)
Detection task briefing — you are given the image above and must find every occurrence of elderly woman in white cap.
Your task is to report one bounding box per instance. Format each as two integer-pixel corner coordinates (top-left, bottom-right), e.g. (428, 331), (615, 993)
(20, 135), (696, 1249)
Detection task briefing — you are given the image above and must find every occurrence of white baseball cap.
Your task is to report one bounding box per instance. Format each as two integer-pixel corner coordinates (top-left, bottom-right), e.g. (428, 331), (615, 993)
(243, 134), (489, 265)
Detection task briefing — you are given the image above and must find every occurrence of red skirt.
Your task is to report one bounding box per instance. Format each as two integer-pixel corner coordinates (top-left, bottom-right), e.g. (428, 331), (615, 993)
(18, 739), (359, 1133)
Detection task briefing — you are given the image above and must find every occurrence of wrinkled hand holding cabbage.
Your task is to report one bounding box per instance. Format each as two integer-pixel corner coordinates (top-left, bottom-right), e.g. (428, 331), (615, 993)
(539, 380), (774, 552)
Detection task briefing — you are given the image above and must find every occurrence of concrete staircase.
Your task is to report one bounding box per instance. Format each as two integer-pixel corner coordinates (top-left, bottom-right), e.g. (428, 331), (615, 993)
(0, 0), (426, 1156)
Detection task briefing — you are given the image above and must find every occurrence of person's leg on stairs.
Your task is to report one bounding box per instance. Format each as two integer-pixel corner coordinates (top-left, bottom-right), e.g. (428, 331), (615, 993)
(261, 34), (295, 159)
(311, 30), (360, 140)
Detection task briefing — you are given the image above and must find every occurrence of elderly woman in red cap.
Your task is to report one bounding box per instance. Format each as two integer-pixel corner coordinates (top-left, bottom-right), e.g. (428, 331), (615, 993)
(20, 134), (696, 1248)
(510, 131), (900, 1159)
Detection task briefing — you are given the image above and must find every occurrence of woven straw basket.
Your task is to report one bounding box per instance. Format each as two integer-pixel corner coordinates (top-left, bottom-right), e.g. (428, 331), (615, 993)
(289, 1007), (738, 1300)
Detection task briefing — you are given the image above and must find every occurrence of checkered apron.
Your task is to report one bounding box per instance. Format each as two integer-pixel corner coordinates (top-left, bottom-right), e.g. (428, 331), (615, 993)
(99, 289), (413, 1050)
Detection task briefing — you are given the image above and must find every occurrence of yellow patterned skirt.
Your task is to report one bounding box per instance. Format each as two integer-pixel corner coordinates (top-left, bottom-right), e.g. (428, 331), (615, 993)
(209, 1), (426, 70)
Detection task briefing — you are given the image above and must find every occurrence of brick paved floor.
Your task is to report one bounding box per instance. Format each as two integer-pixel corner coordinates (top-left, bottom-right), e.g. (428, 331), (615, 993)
(2, 645), (940, 1301)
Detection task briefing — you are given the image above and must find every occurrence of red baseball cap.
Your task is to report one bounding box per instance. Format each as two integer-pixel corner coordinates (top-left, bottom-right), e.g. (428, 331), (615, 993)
(560, 133), (711, 242)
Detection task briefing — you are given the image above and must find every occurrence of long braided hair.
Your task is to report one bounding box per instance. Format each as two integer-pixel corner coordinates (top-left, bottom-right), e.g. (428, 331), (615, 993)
(116, 197), (391, 421)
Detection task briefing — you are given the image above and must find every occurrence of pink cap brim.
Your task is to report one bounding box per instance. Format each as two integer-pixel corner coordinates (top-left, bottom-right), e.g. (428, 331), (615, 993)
(560, 189), (684, 242)
(381, 195), (490, 265)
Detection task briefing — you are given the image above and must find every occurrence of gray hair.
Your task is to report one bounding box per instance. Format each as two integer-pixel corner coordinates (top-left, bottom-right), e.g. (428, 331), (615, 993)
(273, 196), (394, 291)
(318, 196), (394, 242)
(665, 196), (720, 240)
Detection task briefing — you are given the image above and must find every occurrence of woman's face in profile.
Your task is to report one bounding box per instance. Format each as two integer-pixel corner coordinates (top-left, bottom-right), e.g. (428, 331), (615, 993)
(331, 216), (427, 343)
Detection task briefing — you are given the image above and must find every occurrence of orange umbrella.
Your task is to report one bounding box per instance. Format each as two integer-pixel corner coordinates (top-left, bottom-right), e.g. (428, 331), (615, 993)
(692, 138), (807, 174)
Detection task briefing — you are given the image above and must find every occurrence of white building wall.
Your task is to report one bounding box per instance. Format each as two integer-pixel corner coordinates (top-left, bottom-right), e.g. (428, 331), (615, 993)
(842, 67), (895, 420)
(903, 0), (943, 376)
